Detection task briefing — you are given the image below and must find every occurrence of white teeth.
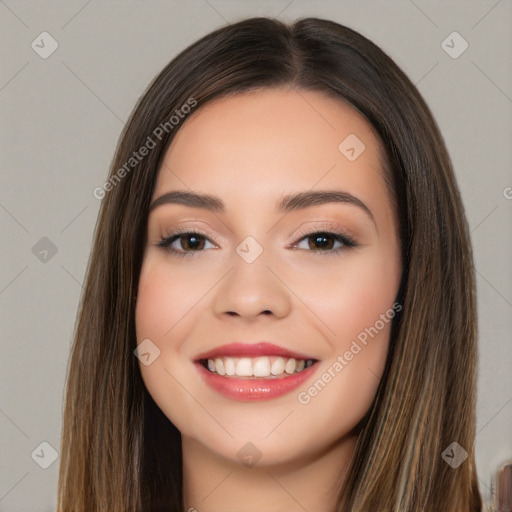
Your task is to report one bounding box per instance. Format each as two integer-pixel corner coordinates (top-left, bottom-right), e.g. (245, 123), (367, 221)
(285, 358), (296, 374)
(235, 358), (253, 377)
(215, 358), (225, 376)
(253, 357), (271, 377)
(271, 357), (285, 375)
(224, 357), (236, 376)
(205, 356), (315, 377)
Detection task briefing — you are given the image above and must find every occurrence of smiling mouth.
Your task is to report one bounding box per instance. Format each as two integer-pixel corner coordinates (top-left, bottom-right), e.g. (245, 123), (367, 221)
(194, 343), (320, 400)
(199, 356), (317, 379)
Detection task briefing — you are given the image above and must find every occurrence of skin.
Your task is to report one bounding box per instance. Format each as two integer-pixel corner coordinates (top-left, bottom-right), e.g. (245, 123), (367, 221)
(135, 87), (402, 512)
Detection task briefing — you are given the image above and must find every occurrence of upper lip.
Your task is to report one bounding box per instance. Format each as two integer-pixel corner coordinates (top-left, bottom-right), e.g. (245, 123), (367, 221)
(194, 342), (317, 361)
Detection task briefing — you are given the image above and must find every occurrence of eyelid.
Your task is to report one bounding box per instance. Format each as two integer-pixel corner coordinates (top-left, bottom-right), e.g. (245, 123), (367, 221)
(290, 220), (354, 242)
(160, 220), (350, 244)
(161, 225), (217, 242)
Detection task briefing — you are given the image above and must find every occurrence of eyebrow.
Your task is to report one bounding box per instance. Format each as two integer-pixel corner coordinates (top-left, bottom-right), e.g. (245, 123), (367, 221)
(149, 189), (375, 225)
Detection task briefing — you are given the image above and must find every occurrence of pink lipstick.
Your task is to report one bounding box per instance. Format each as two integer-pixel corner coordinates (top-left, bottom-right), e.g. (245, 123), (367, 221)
(194, 342), (319, 401)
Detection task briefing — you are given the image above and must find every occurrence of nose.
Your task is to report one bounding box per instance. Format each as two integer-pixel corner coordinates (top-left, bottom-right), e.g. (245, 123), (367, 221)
(211, 250), (292, 322)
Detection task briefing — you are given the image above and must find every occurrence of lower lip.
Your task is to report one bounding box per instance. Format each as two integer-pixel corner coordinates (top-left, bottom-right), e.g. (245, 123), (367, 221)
(195, 362), (319, 401)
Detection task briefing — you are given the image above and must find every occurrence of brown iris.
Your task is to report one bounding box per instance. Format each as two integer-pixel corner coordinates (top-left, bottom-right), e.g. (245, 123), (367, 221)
(308, 233), (335, 250)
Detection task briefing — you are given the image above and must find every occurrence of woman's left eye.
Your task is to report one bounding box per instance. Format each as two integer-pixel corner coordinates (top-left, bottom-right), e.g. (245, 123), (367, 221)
(293, 231), (357, 255)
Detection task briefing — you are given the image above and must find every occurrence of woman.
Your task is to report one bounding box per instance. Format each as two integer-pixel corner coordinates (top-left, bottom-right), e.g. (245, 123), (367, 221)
(57, 17), (482, 511)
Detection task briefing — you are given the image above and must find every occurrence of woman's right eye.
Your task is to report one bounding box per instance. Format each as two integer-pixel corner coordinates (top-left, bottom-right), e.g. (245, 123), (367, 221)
(156, 231), (216, 257)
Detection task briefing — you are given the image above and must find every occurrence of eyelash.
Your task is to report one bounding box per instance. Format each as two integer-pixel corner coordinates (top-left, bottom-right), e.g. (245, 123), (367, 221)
(156, 226), (357, 258)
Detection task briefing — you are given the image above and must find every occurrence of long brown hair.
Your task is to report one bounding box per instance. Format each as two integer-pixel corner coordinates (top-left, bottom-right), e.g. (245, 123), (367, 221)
(57, 17), (482, 511)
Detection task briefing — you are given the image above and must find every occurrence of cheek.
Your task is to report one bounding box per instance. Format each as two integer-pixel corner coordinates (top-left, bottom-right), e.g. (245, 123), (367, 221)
(286, 249), (400, 351)
(291, 252), (399, 417)
(135, 258), (208, 342)
(134, 261), (203, 434)
(333, 261), (398, 347)
(135, 265), (173, 342)
(135, 263), (186, 403)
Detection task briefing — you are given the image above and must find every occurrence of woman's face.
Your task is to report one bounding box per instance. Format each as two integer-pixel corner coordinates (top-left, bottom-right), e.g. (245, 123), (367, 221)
(135, 88), (402, 467)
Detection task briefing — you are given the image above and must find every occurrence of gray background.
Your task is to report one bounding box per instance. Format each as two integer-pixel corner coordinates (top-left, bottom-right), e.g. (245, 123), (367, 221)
(1, 1), (511, 510)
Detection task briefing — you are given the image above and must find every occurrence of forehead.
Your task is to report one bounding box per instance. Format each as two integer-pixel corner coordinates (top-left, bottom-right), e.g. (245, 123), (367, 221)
(153, 88), (389, 207)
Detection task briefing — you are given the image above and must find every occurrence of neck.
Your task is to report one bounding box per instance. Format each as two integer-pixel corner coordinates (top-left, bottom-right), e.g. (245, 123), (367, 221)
(182, 434), (358, 512)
